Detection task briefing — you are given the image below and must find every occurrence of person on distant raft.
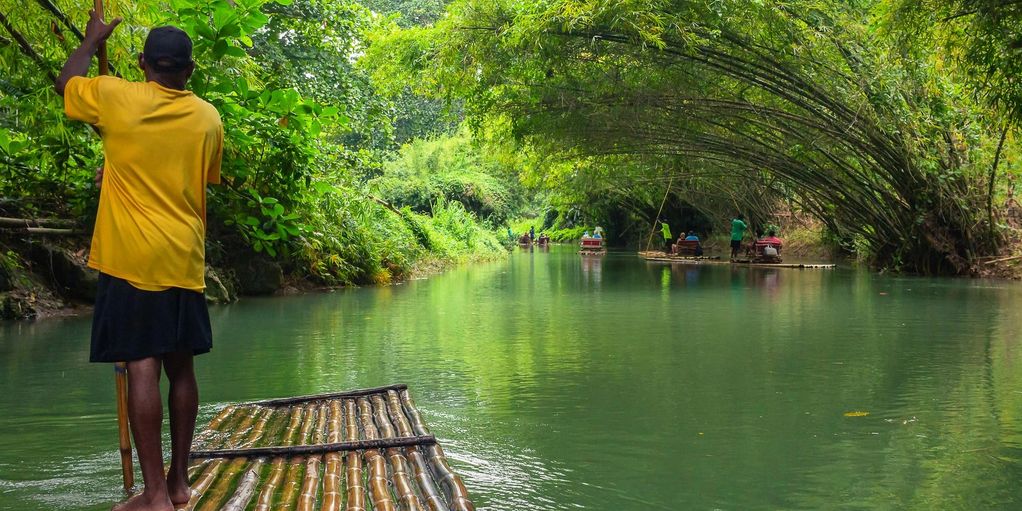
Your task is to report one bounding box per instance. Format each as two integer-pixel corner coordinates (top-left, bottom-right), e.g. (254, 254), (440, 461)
(56, 13), (222, 511)
(660, 218), (672, 254)
(730, 215), (747, 260)
(686, 231), (703, 256)
(530, 225), (536, 241)
(761, 229), (783, 258)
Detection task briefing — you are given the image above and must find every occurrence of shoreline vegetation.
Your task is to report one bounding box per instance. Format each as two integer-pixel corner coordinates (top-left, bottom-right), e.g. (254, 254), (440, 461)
(5, 1), (1022, 320)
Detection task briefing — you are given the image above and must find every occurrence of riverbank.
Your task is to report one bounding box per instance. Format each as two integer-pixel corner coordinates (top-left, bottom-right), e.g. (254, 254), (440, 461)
(0, 207), (508, 320)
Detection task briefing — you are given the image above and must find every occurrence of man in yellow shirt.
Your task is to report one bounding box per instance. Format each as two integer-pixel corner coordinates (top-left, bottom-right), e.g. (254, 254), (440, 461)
(56, 11), (222, 511)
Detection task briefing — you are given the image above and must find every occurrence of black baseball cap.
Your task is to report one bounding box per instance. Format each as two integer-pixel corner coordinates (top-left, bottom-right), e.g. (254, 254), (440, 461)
(143, 26), (193, 72)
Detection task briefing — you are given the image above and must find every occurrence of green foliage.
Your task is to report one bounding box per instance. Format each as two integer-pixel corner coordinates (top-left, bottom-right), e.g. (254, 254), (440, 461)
(369, 0), (1020, 274)
(371, 130), (525, 225)
(1, 0), (504, 289)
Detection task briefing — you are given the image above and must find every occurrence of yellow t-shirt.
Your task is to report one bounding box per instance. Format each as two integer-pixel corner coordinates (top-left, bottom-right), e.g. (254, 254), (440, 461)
(64, 76), (222, 291)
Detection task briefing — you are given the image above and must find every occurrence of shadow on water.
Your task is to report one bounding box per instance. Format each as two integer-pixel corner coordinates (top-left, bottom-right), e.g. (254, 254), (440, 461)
(2, 244), (1022, 509)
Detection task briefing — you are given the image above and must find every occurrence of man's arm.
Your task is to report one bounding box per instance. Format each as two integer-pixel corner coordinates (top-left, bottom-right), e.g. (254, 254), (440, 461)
(54, 9), (121, 96)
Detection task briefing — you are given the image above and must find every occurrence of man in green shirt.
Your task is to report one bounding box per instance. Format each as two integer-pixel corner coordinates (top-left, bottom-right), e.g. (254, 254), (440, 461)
(730, 215), (747, 260)
(660, 219), (673, 254)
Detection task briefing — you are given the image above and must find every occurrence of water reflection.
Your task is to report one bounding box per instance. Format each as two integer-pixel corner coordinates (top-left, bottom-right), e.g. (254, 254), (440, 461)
(2, 247), (1022, 510)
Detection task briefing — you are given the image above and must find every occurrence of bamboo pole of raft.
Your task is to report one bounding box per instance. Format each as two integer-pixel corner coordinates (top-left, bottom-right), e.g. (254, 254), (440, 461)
(218, 458), (264, 511)
(372, 394), (425, 511)
(195, 408), (275, 511)
(182, 404), (271, 508)
(343, 399), (366, 511)
(400, 390), (475, 511)
(255, 406), (304, 511)
(191, 405), (239, 451)
(296, 402), (328, 511)
(387, 391), (446, 511)
(184, 407), (266, 511)
(357, 397), (397, 511)
(188, 435), (437, 459)
(248, 383), (409, 407)
(321, 400), (344, 511)
(277, 404), (318, 511)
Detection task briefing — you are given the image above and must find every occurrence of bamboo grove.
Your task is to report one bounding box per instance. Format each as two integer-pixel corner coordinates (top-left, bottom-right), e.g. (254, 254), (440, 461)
(368, 0), (1022, 274)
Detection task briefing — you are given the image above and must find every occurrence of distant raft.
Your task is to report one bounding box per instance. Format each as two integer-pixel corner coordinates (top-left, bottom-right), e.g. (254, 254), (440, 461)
(638, 251), (835, 269)
(182, 384), (474, 511)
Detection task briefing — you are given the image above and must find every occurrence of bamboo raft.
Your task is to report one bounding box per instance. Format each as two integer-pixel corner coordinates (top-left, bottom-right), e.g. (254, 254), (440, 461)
(638, 251), (835, 269)
(181, 384), (474, 511)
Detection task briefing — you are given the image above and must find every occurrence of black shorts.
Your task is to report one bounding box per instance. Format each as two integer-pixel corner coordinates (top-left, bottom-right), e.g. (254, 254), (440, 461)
(730, 240), (741, 250)
(90, 273), (212, 363)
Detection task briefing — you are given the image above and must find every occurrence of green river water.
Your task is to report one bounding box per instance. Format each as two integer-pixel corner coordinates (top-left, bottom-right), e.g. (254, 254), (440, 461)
(2, 246), (1022, 510)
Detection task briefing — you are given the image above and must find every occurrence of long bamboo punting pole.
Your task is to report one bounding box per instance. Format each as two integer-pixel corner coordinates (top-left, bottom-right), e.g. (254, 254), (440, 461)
(387, 391), (446, 511)
(343, 399), (366, 511)
(321, 400), (344, 511)
(400, 390), (475, 511)
(255, 406), (304, 511)
(372, 394), (425, 511)
(97, 0), (130, 492)
(296, 403), (328, 511)
(114, 362), (133, 493)
(357, 397), (396, 511)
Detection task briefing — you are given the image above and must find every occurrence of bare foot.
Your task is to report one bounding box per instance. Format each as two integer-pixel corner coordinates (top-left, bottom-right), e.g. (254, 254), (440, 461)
(111, 491), (174, 511)
(166, 475), (192, 507)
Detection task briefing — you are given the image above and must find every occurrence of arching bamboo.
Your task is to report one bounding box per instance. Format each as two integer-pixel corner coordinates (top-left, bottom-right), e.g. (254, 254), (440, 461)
(373, 394), (425, 511)
(400, 390), (474, 511)
(343, 399), (366, 511)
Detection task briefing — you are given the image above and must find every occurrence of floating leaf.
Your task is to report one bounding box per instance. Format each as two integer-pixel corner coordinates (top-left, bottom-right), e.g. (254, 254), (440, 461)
(844, 411), (870, 417)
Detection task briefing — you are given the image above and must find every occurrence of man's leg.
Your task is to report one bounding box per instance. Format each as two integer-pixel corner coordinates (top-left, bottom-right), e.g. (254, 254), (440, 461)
(116, 357), (173, 511)
(163, 351), (198, 506)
